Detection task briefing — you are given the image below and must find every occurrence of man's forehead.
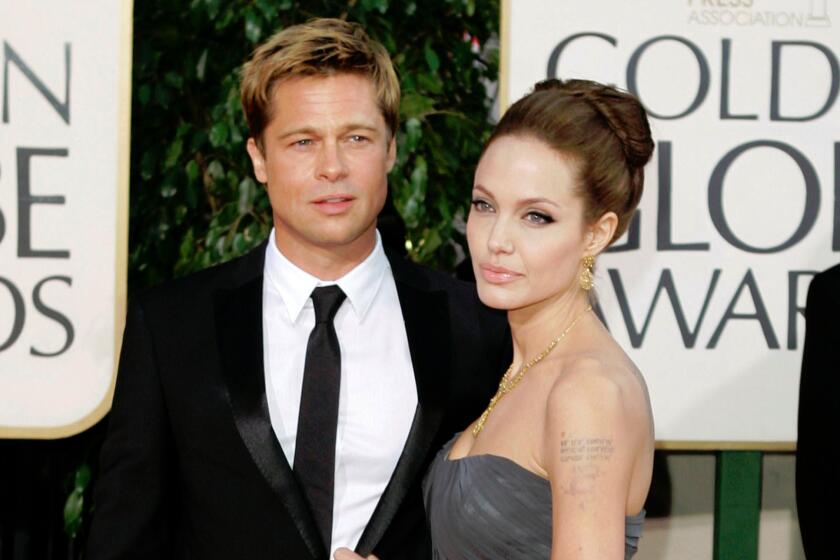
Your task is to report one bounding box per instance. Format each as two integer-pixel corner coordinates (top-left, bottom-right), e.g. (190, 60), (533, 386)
(267, 73), (386, 131)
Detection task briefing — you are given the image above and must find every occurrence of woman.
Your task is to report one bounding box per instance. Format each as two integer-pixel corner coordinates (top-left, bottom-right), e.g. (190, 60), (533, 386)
(422, 78), (655, 559)
(336, 78), (654, 560)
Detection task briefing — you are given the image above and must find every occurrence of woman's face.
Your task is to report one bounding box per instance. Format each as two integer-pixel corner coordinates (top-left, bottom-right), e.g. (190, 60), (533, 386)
(467, 135), (593, 312)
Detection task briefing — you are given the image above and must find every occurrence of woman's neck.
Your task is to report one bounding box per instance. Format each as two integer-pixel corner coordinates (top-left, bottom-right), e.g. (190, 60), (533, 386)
(507, 290), (591, 368)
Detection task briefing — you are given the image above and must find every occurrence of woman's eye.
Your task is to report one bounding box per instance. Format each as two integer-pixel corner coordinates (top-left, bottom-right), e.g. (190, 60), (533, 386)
(471, 199), (493, 212)
(525, 211), (554, 224)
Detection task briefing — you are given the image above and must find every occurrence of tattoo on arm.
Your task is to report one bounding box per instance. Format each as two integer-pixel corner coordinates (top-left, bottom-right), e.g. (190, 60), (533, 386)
(560, 437), (614, 462)
(559, 437), (615, 497)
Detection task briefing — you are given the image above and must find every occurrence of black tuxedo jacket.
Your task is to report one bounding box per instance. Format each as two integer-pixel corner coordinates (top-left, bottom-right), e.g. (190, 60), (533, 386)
(87, 241), (510, 560)
(796, 264), (840, 559)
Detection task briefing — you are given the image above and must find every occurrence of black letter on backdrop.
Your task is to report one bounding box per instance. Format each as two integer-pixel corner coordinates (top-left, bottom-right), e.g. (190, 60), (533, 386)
(788, 270), (817, 350)
(0, 277), (25, 352)
(770, 41), (839, 122)
(708, 140), (819, 253)
(834, 142), (839, 251)
(546, 32), (617, 79)
(3, 42), (71, 124)
(708, 269), (779, 349)
(0, 161), (4, 245)
(30, 275), (74, 357)
(627, 35), (710, 120)
(17, 147), (69, 258)
(720, 39), (758, 120)
(657, 141), (710, 250)
(609, 268), (721, 349)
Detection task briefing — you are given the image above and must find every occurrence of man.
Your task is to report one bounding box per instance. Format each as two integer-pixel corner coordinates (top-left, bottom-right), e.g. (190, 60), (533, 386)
(87, 18), (509, 560)
(796, 263), (839, 559)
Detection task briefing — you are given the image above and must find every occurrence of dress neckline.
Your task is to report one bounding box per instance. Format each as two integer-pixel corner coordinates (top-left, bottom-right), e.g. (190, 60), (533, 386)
(439, 432), (646, 522)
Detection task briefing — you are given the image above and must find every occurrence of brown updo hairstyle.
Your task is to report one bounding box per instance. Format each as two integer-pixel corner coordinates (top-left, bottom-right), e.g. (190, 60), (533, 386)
(487, 79), (654, 244)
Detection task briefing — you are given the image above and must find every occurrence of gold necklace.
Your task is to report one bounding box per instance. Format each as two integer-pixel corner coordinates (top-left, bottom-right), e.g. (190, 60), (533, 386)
(472, 305), (593, 437)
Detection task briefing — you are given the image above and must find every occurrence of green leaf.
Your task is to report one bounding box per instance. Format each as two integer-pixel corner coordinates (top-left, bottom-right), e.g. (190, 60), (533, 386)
(203, 0), (221, 19)
(410, 156), (428, 195)
(164, 138), (183, 168)
(424, 43), (440, 74)
(214, 6), (236, 30)
(416, 227), (443, 261)
(238, 177), (257, 215)
(164, 72), (184, 90)
(154, 84), (171, 109)
(466, 0), (476, 17)
(401, 92), (435, 119)
(175, 204), (188, 224)
(74, 463), (91, 490)
(185, 159), (200, 182)
(63, 489), (84, 538)
(362, 0), (389, 14)
(195, 49), (208, 81)
(185, 179), (199, 209)
(244, 9), (262, 43)
(395, 155), (427, 229)
(233, 231), (247, 253)
(161, 184), (177, 198)
(140, 151), (156, 181)
(404, 117), (422, 153)
(207, 160), (224, 181)
(137, 84), (151, 106)
(180, 228), (195, 261)
(209, 122), (229, 147)
(256, 0), (278, 19)
(417, 72), (443, 95)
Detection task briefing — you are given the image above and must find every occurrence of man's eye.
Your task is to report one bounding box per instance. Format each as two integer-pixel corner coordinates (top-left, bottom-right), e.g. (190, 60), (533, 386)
(471, 199), (493, 212)
(349, 135), (369, 143)
(525, 211), (554, 224)
(293, 139), (313, 147)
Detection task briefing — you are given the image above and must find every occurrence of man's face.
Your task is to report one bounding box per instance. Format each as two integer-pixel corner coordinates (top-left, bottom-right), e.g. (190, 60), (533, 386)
(246, 73), (396, 267)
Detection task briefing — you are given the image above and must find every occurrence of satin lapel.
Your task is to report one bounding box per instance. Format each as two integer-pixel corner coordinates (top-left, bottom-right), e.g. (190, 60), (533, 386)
(215, 274), (326, 560)
(356, 258), (450, 555)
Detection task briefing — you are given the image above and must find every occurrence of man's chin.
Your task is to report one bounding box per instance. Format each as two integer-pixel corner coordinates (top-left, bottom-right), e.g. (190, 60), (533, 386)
(276, 223), (378, 252)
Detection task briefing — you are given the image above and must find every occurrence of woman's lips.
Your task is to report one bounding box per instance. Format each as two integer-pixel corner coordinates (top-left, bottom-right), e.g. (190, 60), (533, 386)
(479, 264), (523, 284)
(312, 195), (355, 214)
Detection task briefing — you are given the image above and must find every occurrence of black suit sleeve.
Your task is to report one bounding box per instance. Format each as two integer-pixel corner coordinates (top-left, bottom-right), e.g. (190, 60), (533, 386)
(87, 300), (174, 559)
(796, 270), (840, 559)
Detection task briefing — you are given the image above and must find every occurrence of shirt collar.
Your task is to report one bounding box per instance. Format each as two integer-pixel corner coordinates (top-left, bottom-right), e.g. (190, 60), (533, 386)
(264, 229), (389, 324)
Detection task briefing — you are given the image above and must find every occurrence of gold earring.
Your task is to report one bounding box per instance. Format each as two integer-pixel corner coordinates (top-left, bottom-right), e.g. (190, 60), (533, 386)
(580, 255), (595, 291)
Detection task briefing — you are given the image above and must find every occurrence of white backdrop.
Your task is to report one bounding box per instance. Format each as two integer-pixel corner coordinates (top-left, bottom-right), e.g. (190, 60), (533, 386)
(0, 0), (131, 437)
(503, 0), (838, 447)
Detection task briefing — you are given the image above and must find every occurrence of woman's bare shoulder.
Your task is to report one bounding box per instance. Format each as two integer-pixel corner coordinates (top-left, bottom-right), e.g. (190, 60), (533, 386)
(543, 347), (652, 442)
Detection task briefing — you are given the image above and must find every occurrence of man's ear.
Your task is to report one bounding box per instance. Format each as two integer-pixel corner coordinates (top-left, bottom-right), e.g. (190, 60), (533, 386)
(246, 137), (268, 184)
(586, 211), (619, 257)
(385, 133), (397, 173)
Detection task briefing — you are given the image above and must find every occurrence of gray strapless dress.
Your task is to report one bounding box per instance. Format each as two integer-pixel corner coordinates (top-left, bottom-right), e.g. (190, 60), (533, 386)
(423, 434), (644, 559)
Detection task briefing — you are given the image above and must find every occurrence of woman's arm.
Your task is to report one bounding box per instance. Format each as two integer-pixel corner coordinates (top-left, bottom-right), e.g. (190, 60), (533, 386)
(542, 362), (645, 560)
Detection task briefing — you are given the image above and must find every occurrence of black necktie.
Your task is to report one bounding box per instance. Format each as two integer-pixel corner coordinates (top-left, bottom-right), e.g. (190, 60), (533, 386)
(294, 285), (346, 552)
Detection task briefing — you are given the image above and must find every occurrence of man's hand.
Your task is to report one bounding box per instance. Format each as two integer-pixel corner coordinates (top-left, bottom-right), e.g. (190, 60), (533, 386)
(333, 547), (379, 560)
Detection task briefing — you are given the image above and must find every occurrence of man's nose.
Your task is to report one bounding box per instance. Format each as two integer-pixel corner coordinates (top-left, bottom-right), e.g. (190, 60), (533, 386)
(316, 141), (349, 182)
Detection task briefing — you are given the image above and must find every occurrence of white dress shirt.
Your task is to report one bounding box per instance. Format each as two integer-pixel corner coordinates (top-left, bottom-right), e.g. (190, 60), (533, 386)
(262, 230), (418, 555)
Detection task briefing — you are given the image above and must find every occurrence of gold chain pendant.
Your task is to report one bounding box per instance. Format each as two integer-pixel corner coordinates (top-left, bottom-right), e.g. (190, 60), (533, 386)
(472, 305), (592, 438)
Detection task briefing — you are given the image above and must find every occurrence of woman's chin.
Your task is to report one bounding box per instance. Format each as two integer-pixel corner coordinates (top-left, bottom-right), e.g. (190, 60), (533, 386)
(476, 285), (525, 311)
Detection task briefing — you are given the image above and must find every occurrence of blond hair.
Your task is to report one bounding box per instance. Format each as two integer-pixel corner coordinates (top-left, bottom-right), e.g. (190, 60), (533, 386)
(240, 18), (400, 146)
